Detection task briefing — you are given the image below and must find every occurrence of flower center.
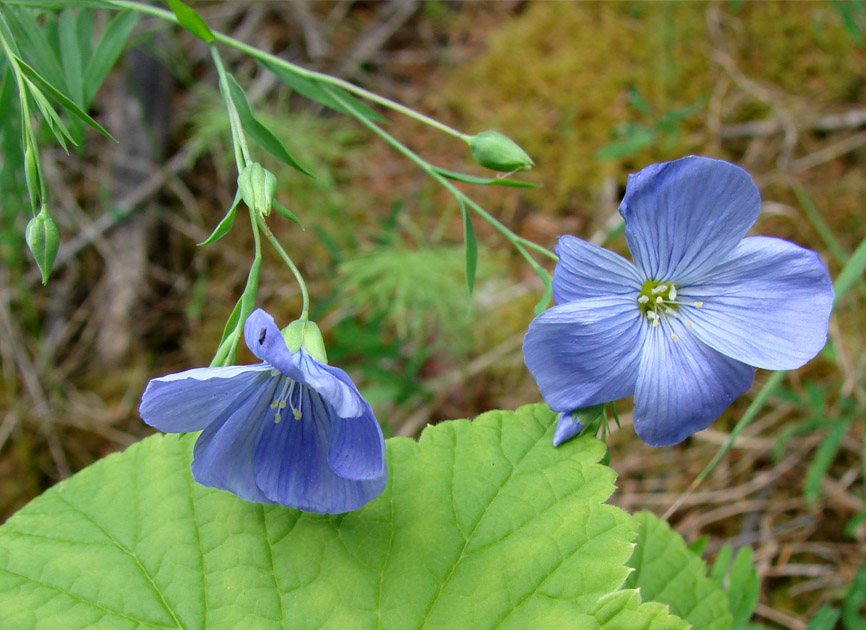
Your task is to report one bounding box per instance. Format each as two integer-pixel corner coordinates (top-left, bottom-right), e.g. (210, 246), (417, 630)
(637, 280), (680, 327)
(270, 377), (304, 423)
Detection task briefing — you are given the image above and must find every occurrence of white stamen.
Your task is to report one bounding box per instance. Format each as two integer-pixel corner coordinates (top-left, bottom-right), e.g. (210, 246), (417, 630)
(655, 296), (664, 304)
(651, 285), (668, 294)
(269, 368), (280, 377)
(638, 295), (650, 304)
(647, 311), (659, 321)
(665, 307), (678, 317)
(669, 286), (677, 300)
(652, 319), (660, 327)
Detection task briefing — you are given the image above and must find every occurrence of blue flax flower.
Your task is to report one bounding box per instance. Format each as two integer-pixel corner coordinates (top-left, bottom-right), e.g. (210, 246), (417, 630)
(524, 156), (834, 446)
(139, 308), (387, 513)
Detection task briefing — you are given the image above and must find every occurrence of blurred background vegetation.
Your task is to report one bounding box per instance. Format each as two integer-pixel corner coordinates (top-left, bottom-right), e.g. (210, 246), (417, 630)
(1, 1), (865, 627)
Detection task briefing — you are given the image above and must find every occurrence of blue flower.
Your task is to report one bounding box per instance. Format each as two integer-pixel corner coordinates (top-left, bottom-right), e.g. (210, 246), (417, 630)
(524, 156), (834, 446)
(139, 308), (387, 513)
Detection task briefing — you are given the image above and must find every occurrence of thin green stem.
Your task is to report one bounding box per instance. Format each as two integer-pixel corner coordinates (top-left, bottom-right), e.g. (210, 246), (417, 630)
(209, 43), (251, 169)
(91, 0), (471, 142)
(320, 84), (557, 263)
(256, 216), (310, 319)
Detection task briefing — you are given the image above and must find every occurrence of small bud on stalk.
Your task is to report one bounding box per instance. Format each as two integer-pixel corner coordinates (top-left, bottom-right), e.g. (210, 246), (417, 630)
(25, 206), (60, 284)
(237, 162), (277, 218)
(467, 130), (534, 172)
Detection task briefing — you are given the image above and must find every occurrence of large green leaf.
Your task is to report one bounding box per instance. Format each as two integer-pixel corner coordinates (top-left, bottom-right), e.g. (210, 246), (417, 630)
(0, 405), (694, 628)
(626, 511), (733, 630)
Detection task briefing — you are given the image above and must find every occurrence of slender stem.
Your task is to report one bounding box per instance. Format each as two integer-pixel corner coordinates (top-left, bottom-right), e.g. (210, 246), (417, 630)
(256, 216), (310, 319)
(320, 84), (557, 263)
(89, 0), (471, 142)
(209, 43), (251, 169)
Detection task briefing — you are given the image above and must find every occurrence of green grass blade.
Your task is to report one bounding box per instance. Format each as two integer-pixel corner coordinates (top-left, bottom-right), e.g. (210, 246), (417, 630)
(167, 0), (214, 44)
(82, 10), (138, 105)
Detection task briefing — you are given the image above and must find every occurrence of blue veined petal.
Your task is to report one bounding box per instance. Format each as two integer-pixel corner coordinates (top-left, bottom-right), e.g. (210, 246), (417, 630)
(621, 156), (761, 284)
(243, 309), (366, 418)
(243, 309), (305, 381)
(633, 319), (755, 447)
(680, 236), (834, 370)
(139, 364), (272, 433)
(553, 235), (643, 305)
(523, 295), (644, 412)
(552, 411), (585, 447)
(190, 375), (281, 503)
(327, 403), (386, 480)
(253, 388), (387, 514)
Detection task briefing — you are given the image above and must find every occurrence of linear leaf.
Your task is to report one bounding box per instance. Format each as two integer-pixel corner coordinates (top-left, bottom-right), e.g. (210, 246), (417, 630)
(197, 190), (241, 246)
(82, 10), (138, 106)
(58, 9), (83, 106)
(16, 55), (115, 141)
(435, 166), (540, 188)
(167, 0), (214, 44)
(458, 198), (477, 296)
(272, 199), (304, 229)
(261, 58), (387, 123)
(226, 73), (311, 175)
(0, 5), (66, 89)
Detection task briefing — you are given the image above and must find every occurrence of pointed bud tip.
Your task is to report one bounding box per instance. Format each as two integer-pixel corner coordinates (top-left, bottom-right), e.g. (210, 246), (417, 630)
(25, 208), (59, 284)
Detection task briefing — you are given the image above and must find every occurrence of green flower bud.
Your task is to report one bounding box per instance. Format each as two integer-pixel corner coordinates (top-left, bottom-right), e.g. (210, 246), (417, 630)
(24, 144), (40, 207)
(25, 206), (60, 285)
(237, 162), (277, 218)
(281, 318), (328, 364)
(467, 130), (534, 172)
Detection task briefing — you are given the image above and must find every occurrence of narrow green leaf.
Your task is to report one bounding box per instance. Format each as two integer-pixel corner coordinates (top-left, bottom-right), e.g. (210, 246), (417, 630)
(833, 233), (866, 306)
(434, 165), (541, 188)
(710, 545), (733, 587)
(0, 405), (695, 628)
(272, 199), (304, 229)
(2, 0), (116, 8)
(27, 81), (73, 151)
(225, 73), (311, 175)
(82, 10), (138, 106)
(197, 190), (241, 246)
(74, 8), (93, 69)
(260, 58), (387, 123)
(841, 566), (866, 629)
(727, 547), (761, 628)
(804, 416), (851, 503)
(58, 9), (83, 106)
(0, 5), (66, 89)
(806, 605), (841, 630)
(167, 0), (214, 44)
(458, 198), (477, 296)
(16, 56), (116, 141)
(626, 512), (733, 630)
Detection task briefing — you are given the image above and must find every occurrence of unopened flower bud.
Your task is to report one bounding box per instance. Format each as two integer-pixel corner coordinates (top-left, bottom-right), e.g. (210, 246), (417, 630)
(24, 144), (40, 205)
(468, 130), (534, 172)
(282, 318), (328, 364)
(25, 206), (60, 285)
(237, 162), (277, 218)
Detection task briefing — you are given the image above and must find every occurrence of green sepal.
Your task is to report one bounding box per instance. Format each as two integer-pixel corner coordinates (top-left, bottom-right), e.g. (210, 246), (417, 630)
(198, 189), (241, 246)
(225, 73), (311, 176)
(25, 206), (60, 284)
(281, 319), (328, 364)
(237, 162), (277, 218)
(167, 0), (214, 44)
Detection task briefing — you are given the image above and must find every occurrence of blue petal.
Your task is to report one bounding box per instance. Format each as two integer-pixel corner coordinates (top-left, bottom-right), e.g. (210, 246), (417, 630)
(244, 309), (366, 418)
(523, 295), (644, 412)
(327, 403), (386, 480)
(253, 388), (386, 513)
(553, 235), (643, 305)
(139, 364), (272, 433)
(621, 156), (761, 284)
(552, 411), (584, 447)
(681, 236), (834, 370)
(633, 320), (755, 447)
(243, 309), (304, 380)
(190, 376), (280, 503)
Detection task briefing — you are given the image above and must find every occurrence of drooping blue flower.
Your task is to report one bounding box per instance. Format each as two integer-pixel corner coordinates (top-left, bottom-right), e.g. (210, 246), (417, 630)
(139, 308), (387, 513)
(524, 156), (834, 447)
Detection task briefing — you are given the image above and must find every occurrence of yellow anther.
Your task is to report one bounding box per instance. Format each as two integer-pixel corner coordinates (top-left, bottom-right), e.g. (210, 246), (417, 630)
(274, 412), (282, 423)
(293, 409), (302, 420)
(652, 319), (660, 327)
(694, 301), (703, 308)
(671, 334), (679, 342)
(685, 319), (692, 327)
(279, 401), (287, 409)
(270, 401), (278, 409)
